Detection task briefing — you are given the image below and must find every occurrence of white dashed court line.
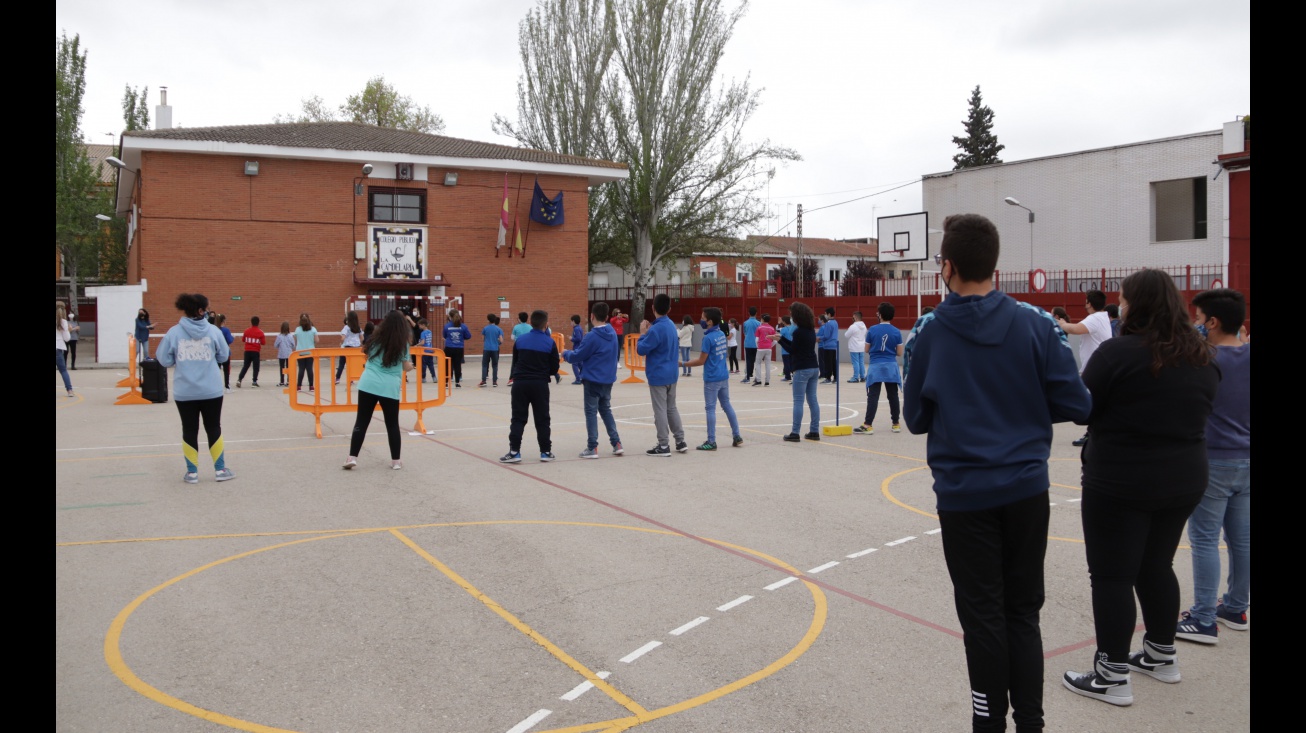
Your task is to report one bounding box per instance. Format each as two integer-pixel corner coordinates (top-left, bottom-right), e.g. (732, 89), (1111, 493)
(807, 561), (840, 574)
(716, 595), (753, 612)
(763, 576), (799, 591)
(885, 536), (916, 546)
(846, 547), (878, 558)
(619, 641), (662, 663)
(1066, 498), (1081, 503)
(669, 616), (711, 635)
(925, 528), (943, 535)
(559, 671), (611, 701)
(506, 708), (552, 733)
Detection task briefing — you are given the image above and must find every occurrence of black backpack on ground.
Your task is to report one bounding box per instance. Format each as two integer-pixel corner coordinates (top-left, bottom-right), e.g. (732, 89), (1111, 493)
(140, 359), (168, 403)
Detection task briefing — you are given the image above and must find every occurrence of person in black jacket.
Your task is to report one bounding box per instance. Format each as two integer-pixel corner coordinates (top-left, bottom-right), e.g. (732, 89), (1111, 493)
(776, 302), (820, 441)
(1062, 269), (1219, 707)
(500, 310), (561, 464)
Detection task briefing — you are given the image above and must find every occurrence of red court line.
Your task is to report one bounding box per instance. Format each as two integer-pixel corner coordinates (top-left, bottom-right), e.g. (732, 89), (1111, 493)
(425, 436), (963, 640)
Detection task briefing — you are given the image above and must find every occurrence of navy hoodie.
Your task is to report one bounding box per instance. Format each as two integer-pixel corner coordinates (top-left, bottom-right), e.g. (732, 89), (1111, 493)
(903, 290), (1091, 511)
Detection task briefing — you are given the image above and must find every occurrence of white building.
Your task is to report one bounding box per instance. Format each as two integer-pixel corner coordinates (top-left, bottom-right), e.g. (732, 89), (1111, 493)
(922, 128), (1229, 289)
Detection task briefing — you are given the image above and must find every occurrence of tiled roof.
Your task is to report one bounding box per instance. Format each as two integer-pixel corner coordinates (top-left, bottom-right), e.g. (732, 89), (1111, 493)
(83, 143), (118, 184)
(746, 235), (880, 258)
(124, 121), (626, 170)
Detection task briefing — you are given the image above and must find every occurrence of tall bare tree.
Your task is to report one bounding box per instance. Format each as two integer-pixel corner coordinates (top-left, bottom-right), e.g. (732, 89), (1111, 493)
(495, 0), (797, 318)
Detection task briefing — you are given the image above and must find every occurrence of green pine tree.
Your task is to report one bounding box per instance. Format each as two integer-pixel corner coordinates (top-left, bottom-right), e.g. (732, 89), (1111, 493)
(951, 85), (1005, 170)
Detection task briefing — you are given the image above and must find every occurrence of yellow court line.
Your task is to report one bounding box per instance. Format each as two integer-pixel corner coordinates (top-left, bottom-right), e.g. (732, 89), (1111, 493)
(104, 530), (378, 733)
(741, 427), (926, 463)
(57, 393), (85, 409)
(389, 529), (654, 717)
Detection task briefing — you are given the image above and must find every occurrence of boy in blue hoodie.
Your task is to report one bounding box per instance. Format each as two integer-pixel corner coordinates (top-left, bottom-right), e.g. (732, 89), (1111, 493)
(156, 292), (235, 484)
(904, 214), (1090, 733)
(563, 303), (623, 459)
(569, 314), (586, 385)
(636, 293), (686, 456)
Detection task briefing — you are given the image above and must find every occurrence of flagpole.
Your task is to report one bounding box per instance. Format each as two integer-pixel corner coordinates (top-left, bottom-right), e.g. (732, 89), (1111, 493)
(510, 173), (525, 258)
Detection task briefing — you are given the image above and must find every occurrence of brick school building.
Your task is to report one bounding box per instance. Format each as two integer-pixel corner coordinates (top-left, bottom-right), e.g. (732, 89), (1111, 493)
(110, 122), (627, 347)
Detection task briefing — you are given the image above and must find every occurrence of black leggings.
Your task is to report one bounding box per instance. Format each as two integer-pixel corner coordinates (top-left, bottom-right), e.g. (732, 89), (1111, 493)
(349, 390), (402, 459)
(1081, 488), (1203, 662)
(819, 349), (838, 380)
(863, 382), (900, 425)
(728, 346), (739, 372)
(446, 347), (464, 383)
(68, 340), (78, 368)
(176, 397), (225, 471)
(296, 356), (315, 389)
(278, 358), (289, 384)
(221, 359), (231, 388)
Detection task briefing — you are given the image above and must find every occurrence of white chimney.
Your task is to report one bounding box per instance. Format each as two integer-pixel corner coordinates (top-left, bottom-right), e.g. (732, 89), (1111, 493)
(156, 86), (173, 130)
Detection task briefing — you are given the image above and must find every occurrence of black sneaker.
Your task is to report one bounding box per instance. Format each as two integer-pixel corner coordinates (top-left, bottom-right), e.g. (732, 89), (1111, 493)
(697, 441), (717, 451)
(1215, 602), (1249, 630)
(804, 432), (821, 441)
(732, 435), (744, 447)
(1127, 640), (1181, 683)
(499, 451), (522, 464)
(646, 445), (671, 457)
(1062, 655), (1133, 706)
(1175, 611), (1219, 644)
(1072, 432), (1089, 446)
(675, 441), (689, 453)
(783, 433), (801, 442)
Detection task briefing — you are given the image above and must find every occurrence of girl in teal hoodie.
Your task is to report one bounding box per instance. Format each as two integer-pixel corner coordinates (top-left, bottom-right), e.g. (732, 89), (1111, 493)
(156, 293), (234, 484)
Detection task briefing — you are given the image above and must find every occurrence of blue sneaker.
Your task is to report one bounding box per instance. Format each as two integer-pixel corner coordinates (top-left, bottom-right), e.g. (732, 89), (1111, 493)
(1216, 603), (1249, 631)
(579, 448), (599, 459)
(183, 472), (199, 485)
(1175, 611), (1218, 645)
(499, 451), (522, 464)
(540, 452), (556, 462)
(214, 468), (236, 482)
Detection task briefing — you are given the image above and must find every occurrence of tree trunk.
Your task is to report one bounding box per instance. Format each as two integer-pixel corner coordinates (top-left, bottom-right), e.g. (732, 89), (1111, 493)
(630, 227), (654, 324)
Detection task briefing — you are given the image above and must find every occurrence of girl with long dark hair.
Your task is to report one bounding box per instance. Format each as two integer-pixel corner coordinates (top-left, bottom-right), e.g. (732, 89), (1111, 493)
(343, 309), (413, 470)
(776, 302), (820, 441)
(337, 311), (362, 384)
(155, 293), (234, 483)
(294, 313), (318, 391)
(1063, 269), (1218, 706)
(442, 309), (472, 388)
(56, 302), (74, 397)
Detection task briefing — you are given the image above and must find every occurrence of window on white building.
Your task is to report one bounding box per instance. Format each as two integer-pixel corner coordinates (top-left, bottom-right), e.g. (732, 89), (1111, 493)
(590, 271), (609, 288)
(828, 269), (842, 282)
(1152, 176), (1208, 242)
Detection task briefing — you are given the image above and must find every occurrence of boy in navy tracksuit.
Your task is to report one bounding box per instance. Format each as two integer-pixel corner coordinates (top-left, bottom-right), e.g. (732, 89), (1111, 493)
(904, 214), (1091, 733)
(569, 314), (586, 384)
(563, 303), (622, 458)
(501, 310), (561, 463)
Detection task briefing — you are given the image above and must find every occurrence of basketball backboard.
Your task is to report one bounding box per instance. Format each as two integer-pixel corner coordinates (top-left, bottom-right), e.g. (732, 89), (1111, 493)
(877, 212), (929, 262)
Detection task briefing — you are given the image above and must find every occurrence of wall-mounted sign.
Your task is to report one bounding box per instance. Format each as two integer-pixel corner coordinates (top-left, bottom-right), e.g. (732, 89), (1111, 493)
(370, 226), (427, 279)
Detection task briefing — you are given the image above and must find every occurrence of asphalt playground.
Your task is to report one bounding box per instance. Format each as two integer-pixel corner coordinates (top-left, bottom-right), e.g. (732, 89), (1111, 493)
(56, 357), (1251, 733)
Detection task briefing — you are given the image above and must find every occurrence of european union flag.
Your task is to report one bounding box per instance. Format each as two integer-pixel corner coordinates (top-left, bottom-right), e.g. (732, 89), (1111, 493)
(529, 179), (564, 226)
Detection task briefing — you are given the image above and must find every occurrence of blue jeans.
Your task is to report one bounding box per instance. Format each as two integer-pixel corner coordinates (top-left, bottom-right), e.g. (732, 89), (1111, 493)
(582, 381), (621, 450)
(703, 379), (740, 443)
(1187, 458), (1250, 623)
(850, 352), (865, 381)
(56, 348), (73, 391)
(481, 351), (499, 383)
(680, 346), (692, 375)
(790, 367), (820, 434)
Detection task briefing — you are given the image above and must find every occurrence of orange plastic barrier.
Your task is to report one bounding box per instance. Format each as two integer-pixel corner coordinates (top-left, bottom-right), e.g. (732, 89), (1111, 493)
(551, 332), (568, 376)
(284, 346), (451, 438)
(114, 336), (153, 405)
(621, 333), (646, 383)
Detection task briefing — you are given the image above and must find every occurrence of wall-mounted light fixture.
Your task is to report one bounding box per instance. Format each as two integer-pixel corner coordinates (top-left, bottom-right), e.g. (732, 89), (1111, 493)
(355, 163), (374, 196)
(244, 161), (259, 176)
(444, 172), (458, 186)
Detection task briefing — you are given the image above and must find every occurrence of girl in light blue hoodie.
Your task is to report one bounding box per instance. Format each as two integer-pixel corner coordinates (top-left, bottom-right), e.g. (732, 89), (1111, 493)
(156, 293), (234, 484)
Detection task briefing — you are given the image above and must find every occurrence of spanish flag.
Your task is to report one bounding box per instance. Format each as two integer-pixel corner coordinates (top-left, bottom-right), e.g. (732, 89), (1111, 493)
(496, 173), (509, 256)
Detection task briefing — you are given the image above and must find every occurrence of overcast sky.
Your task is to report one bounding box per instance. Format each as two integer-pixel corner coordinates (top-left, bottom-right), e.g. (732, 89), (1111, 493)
(57, 0), (1250, 241)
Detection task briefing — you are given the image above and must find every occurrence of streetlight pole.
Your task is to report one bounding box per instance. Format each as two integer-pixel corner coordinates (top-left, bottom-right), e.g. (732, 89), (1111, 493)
(1004, 197), (1035, 274)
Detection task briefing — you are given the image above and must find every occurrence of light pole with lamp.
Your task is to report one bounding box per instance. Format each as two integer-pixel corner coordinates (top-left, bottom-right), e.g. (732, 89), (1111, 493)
(1003, 197), (1035, 276)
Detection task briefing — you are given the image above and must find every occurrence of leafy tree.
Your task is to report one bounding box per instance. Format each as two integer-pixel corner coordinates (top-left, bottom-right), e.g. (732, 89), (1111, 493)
(494, 0), (799, 318)
(56, 32), (105, 303)
(951, 85), (1004, 170)
(840, 259), (884, 296)
(122, 84), (149, 132)
(275, 77), (446, 133)
(773, 258), (825, 298)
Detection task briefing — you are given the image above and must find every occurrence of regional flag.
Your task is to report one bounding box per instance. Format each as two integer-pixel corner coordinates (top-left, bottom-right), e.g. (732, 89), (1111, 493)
(496, 173), (510, 252)
(529, 179), (565, 226)
(514, 214), (525, 256)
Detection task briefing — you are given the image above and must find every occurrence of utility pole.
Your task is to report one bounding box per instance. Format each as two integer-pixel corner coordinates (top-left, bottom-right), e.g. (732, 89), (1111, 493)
(796, 204), (804, 297)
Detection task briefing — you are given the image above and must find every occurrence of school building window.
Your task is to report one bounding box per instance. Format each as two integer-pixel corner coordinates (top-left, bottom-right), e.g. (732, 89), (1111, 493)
(1151, 176), (1207, 242)
(369, 188), (426, 224)
(735, 264), (752, 283)
(698, 262), (717, 280)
